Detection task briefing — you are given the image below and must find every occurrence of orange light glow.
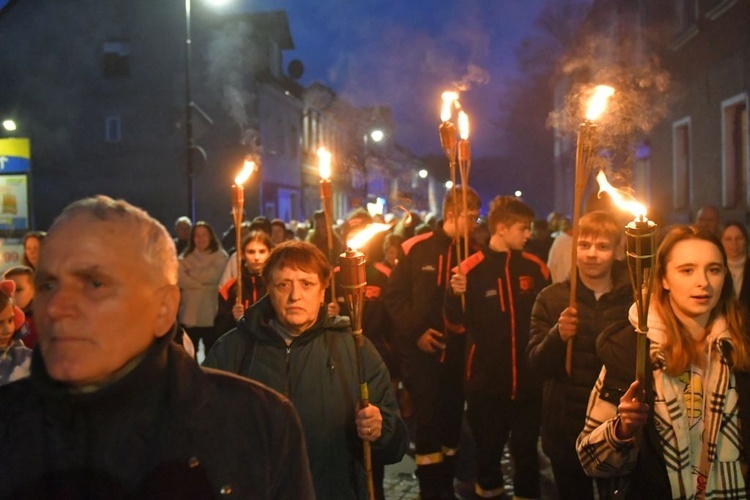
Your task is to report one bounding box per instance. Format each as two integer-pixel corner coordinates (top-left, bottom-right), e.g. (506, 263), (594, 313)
(347, 223), (393, 250)
(317, 147), (332, 180)
(585, 85), (615, 121)
(596, 170), (647, 219)
(235, 159), (256, 185)
(441, 91), (459, 122)
(458, 111), (469, 140)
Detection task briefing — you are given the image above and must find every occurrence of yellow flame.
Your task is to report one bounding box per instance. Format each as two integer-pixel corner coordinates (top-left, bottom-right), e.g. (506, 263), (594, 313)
(441, 91), (459, 122)
(595, 170), (647, 218)
(585, 85), (615, 121)
(347, 223), (393, 250)
(235, 159), (256, 185)
(458, 111), (469, 140)
(317, 147), (332, 180)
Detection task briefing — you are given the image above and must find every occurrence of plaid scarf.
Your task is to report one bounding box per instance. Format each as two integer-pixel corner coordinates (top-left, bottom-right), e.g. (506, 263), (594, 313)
(635, 308), (746, 499)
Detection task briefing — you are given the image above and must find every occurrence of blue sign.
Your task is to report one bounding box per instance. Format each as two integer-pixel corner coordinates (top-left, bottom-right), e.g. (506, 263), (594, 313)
(0, 138), (31, 174)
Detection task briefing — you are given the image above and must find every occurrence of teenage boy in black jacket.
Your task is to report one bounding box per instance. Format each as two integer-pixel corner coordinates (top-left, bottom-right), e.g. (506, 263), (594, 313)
(527, 210), (632, 500)
(447, 195), (550, 499)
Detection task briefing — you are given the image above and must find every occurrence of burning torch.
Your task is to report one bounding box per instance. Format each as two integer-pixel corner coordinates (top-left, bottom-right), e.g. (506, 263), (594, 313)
(439, 91), (467, 308)
(566, 85), (615, 376)
(457, 111), (471, 272)
(318, 147), (337, 297)
(232, 157), (256, 307)
(339, 223), (391, 500)
(597, 171), (656, 393)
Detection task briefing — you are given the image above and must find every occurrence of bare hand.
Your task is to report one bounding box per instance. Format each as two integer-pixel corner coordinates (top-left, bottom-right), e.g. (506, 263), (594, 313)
(356, 404), (383, 442)
(327, 301), (340, 317)
(417, 328), (446, 353)
(450, 273), (467, 295)
(231, 303), (245, 320)
(615, 381), (649, 440)
(558, 307), (578, 341)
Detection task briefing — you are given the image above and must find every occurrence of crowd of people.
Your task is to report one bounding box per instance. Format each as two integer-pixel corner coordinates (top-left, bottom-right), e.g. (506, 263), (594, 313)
(1, 193), (750, 499)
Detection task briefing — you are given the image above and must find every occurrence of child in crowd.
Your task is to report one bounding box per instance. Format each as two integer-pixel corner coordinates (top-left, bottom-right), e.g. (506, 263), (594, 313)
(3, 266), (36, 348)
(0, 279), (32, 386)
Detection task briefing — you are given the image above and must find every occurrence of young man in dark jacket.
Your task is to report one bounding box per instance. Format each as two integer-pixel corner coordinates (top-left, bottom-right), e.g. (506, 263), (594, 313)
(0, 196), (313, 499)
(383, 185), (481, 499)
(527, 210), (632, 499)
(447, 195), (550, 499)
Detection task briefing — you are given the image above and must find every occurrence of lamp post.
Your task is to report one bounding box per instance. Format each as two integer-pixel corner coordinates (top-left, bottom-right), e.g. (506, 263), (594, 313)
(184, 0), (230, 221)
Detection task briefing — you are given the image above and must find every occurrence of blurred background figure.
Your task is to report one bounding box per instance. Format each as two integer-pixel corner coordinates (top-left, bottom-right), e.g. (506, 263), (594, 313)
(2, 266), (36, 349)
(178, 221), (228, 355)
(695, 205), (722, 237)
(21, 231), (45, 271)
(525, 218), (554, 262)
(270, 218), (287, 245)
(173, 216), (192, 256)
(382, 233), (404, 269)
(721, 221), (750, 306)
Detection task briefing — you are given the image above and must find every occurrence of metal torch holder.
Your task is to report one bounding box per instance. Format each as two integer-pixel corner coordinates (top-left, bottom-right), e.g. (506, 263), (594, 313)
(625, 218), (656, 390)
(232, 184), (244, 306)
(338, 248), (375, 500)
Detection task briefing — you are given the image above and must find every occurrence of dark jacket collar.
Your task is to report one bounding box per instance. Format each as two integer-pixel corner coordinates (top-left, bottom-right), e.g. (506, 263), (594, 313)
(29, 325), (177, 415)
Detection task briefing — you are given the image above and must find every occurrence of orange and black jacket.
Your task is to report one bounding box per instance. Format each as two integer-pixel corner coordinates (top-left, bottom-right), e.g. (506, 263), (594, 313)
(445, 246), (550, 399)
(384, 223), (471, 351)
(215, 267), (266, 338)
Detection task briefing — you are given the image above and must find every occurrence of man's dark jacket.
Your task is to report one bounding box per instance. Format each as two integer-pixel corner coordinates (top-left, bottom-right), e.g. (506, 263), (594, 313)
(203, 296), (409, 500)
(527, 261), (632, 464)
(383, 223), (461, 348)
(0, 329), (314, 499)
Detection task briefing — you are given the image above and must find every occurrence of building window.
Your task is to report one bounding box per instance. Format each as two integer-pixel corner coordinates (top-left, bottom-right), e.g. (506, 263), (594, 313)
(105, 115), (122, 143)
(102, 41), (130, 78)
(674, 0), (698, 33)
(672, 118), (691, 209)
(722, 94), (749, 207)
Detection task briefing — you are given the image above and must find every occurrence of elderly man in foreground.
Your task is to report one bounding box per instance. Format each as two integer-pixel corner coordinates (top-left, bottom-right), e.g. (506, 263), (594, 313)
(0, 196), (313, 499)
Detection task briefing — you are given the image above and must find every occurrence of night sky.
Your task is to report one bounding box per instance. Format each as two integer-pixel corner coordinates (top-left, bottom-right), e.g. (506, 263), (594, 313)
(242, 0), (550, 158)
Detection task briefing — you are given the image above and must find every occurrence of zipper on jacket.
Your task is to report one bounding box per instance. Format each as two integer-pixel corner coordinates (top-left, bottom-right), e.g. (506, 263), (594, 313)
(285, 345), (292, 396)
(437, 254), (444, 287)
(505, 258), (517, 400)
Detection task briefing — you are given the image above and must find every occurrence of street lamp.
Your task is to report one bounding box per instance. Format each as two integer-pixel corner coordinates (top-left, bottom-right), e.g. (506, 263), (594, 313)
(2, 120), (16, 132)
(184, 0), (231, 221)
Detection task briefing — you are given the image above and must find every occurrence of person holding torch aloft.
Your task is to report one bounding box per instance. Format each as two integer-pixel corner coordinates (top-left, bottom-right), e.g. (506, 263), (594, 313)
(577, 225), (750, 499)
(446, 195), (549, 500)
(527, 210), (632, 500)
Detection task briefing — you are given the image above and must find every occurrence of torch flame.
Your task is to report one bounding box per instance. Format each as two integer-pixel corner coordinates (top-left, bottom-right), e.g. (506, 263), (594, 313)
(585, 85), (615, 121)
(596, 170), (647, 218)
(441, 91), (459, 122)
(458, 111), (469, 140)
(235, 159), (256, 185)
(317, 147), (332, 180)
(347, 223), (393, 251)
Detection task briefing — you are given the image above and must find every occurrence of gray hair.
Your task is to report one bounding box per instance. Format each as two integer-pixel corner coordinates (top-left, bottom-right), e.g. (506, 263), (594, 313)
(174, 216), (192, 227)
(51, 195), (178, 285)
